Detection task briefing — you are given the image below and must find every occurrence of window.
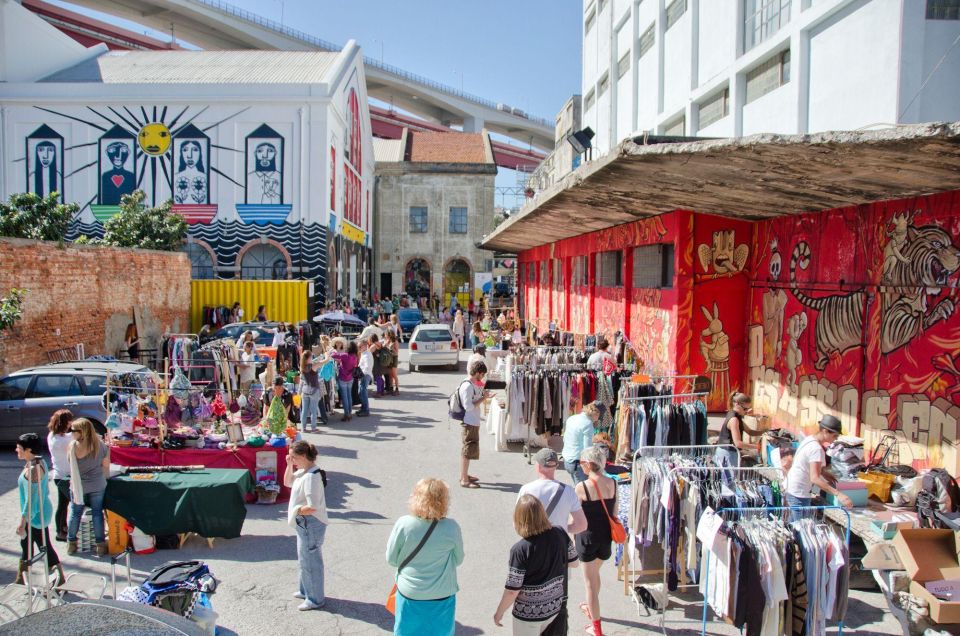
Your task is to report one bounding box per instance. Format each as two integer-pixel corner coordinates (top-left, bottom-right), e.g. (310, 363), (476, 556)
(665, 0), (687, 29)
(744, 0), (791, 51)
(638, 24), (656, 58)
(552, 258), (563, 290)
(241, 243), (287, 280)
(745, 49), (791, 104)
(0, 376), (31, 401)
(928, 0), (960, 19)
(184, 242), (215, 279)
(617, 52), (631, 79)
(663, 117), (685, 136)
(527, 262), (537, 283)
(584, 89), (596, 111)
(414, 328), (455, 343)
(633, 244), (674, 288)
(585, 9), (596, 34)
(598, 73), (610, 97)
(79, 374), (108, 396)
(540, 261), (548, 287)
(698, 88), (729, 128)
(448, 207), (467, 234)
(595, 250), (623, 287)
(572, 255), (589, 286)
(329, 146), (336, 211)
(28, 375), (82, 398)
(409, 206), (427, 233)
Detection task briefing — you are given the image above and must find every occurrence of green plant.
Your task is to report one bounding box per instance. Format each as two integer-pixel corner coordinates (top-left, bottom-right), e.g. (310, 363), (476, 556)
(100, 190), (187, 251)
(0, 289), (26, 332)
(0, 192), (76, 242)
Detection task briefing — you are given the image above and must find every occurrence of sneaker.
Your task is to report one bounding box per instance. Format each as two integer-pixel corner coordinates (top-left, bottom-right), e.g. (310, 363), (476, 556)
(356, 411), (370, 417)
(293, 592), (305, 599)
(298, 600), (324, 611)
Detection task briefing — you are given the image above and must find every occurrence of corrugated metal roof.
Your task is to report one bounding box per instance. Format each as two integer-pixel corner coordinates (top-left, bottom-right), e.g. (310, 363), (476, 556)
(372, 138), (404, 162)
(41, 50), (341, 84)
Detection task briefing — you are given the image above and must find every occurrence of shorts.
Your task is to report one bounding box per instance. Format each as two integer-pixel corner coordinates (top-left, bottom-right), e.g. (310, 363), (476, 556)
(575, 534), (612, 563)
(461, 425), (480, 460)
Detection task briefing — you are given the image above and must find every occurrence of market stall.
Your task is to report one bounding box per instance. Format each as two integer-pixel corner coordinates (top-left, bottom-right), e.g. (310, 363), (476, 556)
(105, 468), (254, 539)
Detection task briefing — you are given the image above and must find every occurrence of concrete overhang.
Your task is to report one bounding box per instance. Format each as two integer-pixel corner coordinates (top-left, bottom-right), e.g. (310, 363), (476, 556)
(480, 122), (960, 253)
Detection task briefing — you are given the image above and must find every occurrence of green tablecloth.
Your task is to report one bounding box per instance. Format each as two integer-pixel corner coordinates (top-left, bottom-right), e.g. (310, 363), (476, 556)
(105, 468), (255, 539)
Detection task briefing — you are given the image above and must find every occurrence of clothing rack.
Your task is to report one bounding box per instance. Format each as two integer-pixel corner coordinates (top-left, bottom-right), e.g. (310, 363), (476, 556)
(655, 464), (785, 634)
(623, 391), (707, 402)
(634, 443), (736, 461)
(700, 505), (852, 636)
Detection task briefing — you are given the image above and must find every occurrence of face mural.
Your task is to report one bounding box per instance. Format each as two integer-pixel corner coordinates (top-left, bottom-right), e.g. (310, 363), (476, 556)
(98, 126), (136, 207)
(138, 122), (172, 156)
(25, 124), (64, 200)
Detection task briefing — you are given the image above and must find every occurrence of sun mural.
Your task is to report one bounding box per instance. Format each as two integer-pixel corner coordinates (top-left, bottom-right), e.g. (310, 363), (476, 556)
(31, 105), (251, 223)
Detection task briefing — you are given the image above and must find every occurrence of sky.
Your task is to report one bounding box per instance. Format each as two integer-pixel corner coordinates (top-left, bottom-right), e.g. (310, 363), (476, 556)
(50, 0), (584, 203)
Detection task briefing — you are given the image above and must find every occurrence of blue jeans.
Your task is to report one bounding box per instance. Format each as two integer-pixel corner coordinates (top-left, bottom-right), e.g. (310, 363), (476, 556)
(300, 390), (319, 431)
(785, 493), (812, 521)
(337, 379), (353, 416)
(565, 460), (586, 485)
(295, 515), (326, 606)
(357, 375), (371, 413)
(67, 490), (105, 543)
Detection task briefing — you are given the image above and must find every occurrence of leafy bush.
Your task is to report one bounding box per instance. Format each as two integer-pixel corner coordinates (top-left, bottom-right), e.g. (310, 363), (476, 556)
(0, 289), (26, 332)
(0, 192), (76, 242)
(100, 191), (187, 251)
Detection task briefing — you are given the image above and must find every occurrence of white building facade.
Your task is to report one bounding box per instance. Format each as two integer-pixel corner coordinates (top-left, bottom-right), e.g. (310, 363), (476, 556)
(0, 1), (375, 305)
(582, 0), (960, 154)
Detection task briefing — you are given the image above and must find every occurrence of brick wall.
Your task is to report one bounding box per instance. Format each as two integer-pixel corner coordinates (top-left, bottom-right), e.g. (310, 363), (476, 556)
(0, 238), (190, 375)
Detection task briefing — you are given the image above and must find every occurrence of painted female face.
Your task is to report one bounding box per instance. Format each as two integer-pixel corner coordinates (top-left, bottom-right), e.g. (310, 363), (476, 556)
(181, 142), (200, 168)
(36, 144), (55, 167)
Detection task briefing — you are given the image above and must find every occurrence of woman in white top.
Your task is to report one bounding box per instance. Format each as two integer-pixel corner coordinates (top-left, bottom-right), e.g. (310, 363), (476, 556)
(452, 310), (465, 349)
(586, 338), (616, 369)
(284, 441), (329, 611)
(268, 323), (289, 347)
(46, 409), (74, 541)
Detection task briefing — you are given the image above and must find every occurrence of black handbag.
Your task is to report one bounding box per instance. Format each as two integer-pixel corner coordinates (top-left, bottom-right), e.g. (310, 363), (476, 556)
(352, 366), (365, 380)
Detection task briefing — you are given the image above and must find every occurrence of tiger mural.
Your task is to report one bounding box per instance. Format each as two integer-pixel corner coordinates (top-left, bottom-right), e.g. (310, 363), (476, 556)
(880, 220), (960, 354)
(789, 241), (866, 371)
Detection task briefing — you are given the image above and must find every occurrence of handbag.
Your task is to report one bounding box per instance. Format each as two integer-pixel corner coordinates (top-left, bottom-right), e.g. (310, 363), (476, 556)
(352, 365), (364, 380)
(590, 478), (627, 544)
(386, 519), (439, 614)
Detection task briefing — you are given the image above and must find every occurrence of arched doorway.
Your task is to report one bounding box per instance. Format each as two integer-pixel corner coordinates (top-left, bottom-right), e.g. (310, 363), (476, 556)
(405, 258), (431, 299)
(443, 258), (471, 311)
(240, 242), (289, 280)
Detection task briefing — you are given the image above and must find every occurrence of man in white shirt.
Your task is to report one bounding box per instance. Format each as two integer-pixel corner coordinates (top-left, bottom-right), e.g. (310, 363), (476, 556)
(786, 415), (852, 509)
(587, 337), (616, 368)
(459, 361), (490, 489)
(238, 341), (258, 392)
(518, 449), (587, 534)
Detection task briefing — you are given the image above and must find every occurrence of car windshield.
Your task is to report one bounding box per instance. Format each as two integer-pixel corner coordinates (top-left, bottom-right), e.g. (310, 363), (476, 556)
(398, 310), (421, 320)
(415, 328), (452, 342)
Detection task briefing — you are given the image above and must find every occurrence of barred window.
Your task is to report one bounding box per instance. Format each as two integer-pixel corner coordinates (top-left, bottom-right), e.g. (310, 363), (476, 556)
(639, 23), (655, 58)
(745, 49), (790, 104)
(698, 88), (729, 128)
(409, 206), (427, 233)
(633, 244), (674, 288)
(595, 250), (623, 288)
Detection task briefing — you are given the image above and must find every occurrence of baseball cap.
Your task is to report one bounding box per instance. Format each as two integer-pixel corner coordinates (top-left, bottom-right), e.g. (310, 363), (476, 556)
(819, 414), (842, 434)
(533, 448), (559, 468)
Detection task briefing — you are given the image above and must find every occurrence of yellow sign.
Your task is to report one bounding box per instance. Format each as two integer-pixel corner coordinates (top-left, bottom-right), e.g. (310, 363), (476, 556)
(341, 222), (366, 245)
(138, 123), (171, 156)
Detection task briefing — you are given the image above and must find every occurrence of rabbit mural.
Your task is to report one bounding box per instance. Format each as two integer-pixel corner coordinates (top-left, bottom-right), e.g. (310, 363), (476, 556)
(700, 302), (730, 406)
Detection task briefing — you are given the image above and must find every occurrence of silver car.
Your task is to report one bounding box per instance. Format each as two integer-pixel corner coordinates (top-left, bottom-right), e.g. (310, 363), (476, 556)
(408, 324), (460, 372)
(0, 361), (152, 442)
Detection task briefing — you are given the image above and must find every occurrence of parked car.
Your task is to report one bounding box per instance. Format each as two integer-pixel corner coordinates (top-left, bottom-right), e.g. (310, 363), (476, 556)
(0, 361), (153, 443)
(408, 324), (459, 372)
(396, 308), (423, 341)
(211, 321), (281, 347)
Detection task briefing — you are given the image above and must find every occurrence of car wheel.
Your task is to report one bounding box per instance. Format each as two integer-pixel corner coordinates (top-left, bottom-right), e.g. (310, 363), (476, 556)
(447, 363), (457, 371)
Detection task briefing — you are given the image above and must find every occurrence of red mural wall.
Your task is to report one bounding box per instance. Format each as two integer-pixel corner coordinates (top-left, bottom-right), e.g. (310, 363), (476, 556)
(747, 190), (960, 472)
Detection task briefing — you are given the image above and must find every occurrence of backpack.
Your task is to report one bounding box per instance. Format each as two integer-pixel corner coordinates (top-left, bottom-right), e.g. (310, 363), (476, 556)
(917, 468), (960, 529)
(139, 560), (217, 617)
(448, 380), (470, 422)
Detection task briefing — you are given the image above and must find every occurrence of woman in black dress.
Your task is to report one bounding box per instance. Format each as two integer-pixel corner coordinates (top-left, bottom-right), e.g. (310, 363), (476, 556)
(574, 446), (616, 636)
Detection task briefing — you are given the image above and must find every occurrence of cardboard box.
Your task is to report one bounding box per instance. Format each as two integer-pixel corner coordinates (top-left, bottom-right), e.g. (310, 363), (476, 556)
(893, 529), (960, 623)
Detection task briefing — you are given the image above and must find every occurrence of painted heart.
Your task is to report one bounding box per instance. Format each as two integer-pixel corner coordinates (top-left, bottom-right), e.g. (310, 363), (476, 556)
(111, 175), (124, 188)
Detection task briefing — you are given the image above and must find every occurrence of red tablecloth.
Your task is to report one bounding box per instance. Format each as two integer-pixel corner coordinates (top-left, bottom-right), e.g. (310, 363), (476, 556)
(110, 445), (290, 503)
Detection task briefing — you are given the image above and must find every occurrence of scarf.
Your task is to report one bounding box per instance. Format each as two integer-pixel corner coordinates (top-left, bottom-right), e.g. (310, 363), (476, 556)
(68, 441), (85, 505)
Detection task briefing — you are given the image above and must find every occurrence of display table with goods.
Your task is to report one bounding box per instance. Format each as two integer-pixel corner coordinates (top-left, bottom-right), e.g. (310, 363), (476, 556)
(105, 468), (254, 540)
(105, 366), (302, 504)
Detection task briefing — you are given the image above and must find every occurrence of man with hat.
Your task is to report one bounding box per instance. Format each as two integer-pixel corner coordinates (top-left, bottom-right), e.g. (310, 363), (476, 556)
(518, 449), (588, 534)
(785, 415), (853, 509)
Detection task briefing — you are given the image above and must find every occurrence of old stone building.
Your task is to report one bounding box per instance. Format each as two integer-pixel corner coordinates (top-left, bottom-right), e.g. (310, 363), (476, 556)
(373, 129), (497, 308)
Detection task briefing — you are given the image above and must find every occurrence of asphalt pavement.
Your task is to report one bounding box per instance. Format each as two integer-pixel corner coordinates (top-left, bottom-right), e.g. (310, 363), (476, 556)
(0, 346), (905, 634)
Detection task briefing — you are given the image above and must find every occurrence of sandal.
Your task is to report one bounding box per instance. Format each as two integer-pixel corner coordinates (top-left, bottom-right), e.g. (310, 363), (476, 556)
(459, 480), (480, 489)
(467, 475), (480, 483)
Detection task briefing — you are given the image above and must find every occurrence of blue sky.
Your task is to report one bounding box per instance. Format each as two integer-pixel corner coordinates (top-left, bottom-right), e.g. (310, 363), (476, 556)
(51, 0), (583, 200)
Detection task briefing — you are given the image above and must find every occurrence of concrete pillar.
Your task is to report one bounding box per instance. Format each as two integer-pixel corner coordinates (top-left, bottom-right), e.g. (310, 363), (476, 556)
(462, 115), (485, 133)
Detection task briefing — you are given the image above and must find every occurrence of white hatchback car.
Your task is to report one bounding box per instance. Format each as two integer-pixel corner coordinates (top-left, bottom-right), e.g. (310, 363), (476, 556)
(408, 324), (460, 372)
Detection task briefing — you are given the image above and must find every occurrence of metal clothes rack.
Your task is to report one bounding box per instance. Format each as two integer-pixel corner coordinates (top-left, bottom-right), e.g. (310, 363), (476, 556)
(655, 464), (785, 634)
(623, 391), (707, 403)
(700, 505), (852, 636)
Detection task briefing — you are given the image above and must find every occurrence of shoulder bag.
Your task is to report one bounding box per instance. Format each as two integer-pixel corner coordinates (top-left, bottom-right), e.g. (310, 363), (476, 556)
(386, 519), (439, 614)
(545, 482), (567, 517)
(590, 478), (627, 544)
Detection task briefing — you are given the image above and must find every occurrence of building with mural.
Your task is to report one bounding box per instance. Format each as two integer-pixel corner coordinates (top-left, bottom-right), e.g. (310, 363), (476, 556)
(482, 124), (960, 473)
(373, 129), (497, 307)
(0, 2), (374, 305)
